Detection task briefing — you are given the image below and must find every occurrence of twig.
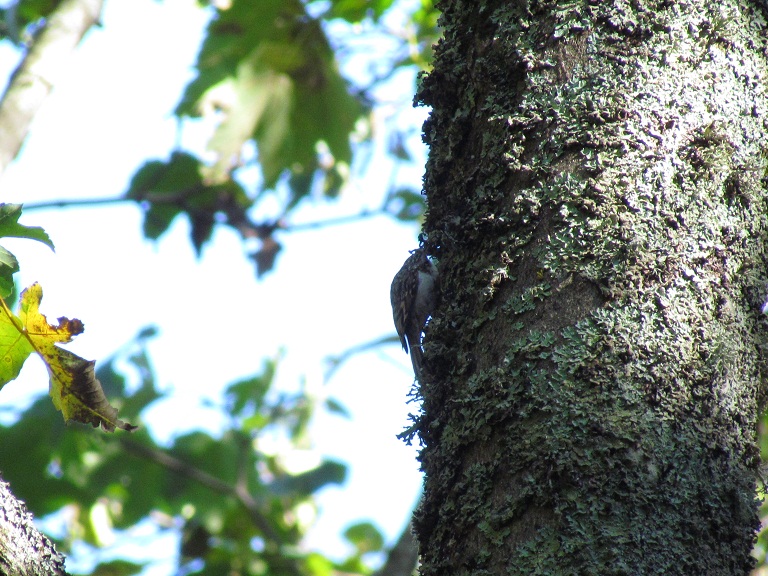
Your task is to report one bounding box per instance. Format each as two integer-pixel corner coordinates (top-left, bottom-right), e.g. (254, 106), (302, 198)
(324, 334), (400, 381)
(19, 196), (130, 211)
(21, 194), (388, 232)
(117, 436), (281, 544)
(284, 208), (385, 232)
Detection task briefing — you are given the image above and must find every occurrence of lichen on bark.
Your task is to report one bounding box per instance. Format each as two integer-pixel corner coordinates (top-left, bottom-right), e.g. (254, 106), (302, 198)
(413, 1), (768, 574)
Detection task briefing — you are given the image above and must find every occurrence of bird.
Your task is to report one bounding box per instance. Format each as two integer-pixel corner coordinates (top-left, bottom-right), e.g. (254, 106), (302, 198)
(390, 247), (438, 379)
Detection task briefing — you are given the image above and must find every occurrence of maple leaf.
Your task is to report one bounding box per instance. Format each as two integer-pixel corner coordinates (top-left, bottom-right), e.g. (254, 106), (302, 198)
(0, 283), (135, 432)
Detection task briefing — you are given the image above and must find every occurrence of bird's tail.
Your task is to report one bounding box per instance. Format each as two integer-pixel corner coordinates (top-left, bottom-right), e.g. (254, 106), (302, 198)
(410, 345), (423, 381)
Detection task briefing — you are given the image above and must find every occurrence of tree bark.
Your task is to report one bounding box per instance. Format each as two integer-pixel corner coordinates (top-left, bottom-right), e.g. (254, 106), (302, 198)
(414, 1), (768, 574)
(0, 0), (103, 178)
(0, 477), (67, 576)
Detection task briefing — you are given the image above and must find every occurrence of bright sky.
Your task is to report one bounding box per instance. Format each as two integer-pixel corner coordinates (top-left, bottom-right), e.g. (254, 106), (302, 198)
(0, 0), (429, 572)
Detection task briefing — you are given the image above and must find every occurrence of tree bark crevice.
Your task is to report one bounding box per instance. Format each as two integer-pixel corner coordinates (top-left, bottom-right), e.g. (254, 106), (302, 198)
(0, 476), (67, 576)
(415, 1), (768, 574)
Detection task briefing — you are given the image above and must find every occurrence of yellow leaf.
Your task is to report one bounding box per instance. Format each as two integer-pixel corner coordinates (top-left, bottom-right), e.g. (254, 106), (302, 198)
(0, 283), (135, 432)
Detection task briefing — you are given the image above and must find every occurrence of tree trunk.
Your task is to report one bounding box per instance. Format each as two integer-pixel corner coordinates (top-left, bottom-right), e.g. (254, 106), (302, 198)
(414, 1), (768, 574)
(0, 477), (67, 575)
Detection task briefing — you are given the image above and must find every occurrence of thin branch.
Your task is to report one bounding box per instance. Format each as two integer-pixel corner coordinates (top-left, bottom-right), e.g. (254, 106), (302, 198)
(0, 0), (104, 178)
(283, 208), (385, 232)
(21, 194), (388, 232)
(117, 437), (281, 544)
(234, 431), (251, 494)
(325, 334), (400, 381)
(20, 196), (133, 211)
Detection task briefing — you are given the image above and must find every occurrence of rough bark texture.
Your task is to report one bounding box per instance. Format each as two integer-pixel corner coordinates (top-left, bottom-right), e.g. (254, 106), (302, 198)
(413, 1), (768, 574)
(0, 477), (67, 576)
(0, 0), (103, 178)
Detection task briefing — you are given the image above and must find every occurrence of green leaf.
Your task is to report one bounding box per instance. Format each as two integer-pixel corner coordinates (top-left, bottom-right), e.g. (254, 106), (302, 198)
(0, 291), (34, 386)
(323, 0), (397, 22)
(305, 553), (334, 576)
(324, 397), (351, 419)
(125, 154), (202, 241)
(385, 188), (426, 221)
(343, 521), (385, 554)
(225, 365), (275, 417)
(126, 154), (252, 254)
(142, 203), (182, 240)
(206, 66), (280, 184)
(1, 0), (60, 43)
(0, 245), (19, 298)
(0, 204), (54, 249)
(90, 560), (146, 576)
(271, 460), (346, 495)
(176, 0), (366, 197)
(125, 153), (204, 199)
(0, 204), (54, 298)
(321, 164), (346, 199)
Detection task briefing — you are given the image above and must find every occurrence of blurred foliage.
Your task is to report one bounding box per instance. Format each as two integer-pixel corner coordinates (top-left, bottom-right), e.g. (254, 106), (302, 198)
(125, 0), (440, 276)
(0, 328), (368, 575)
(1, 0), (440, 278)
(175, 0), (360, 190)
(0, 0), (59, 44)
(0, 0), (438, 572)
(0, 203), (53, 297)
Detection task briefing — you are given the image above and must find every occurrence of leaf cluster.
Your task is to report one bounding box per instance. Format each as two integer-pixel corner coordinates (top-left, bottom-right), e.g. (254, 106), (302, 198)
(4, 0), (441, 276)
(0, 330), (384, 575)
(0, 0), (441, 571)
(119, 0), (439, 276)
(124, 0), (366, 275)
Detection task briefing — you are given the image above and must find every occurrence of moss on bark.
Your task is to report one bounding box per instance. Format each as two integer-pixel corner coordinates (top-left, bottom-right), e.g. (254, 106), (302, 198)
(413, 1), (768, 574)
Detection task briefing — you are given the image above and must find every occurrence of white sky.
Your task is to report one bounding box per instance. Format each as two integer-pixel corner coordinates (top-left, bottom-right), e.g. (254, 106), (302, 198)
(0, 0), (429, 572)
